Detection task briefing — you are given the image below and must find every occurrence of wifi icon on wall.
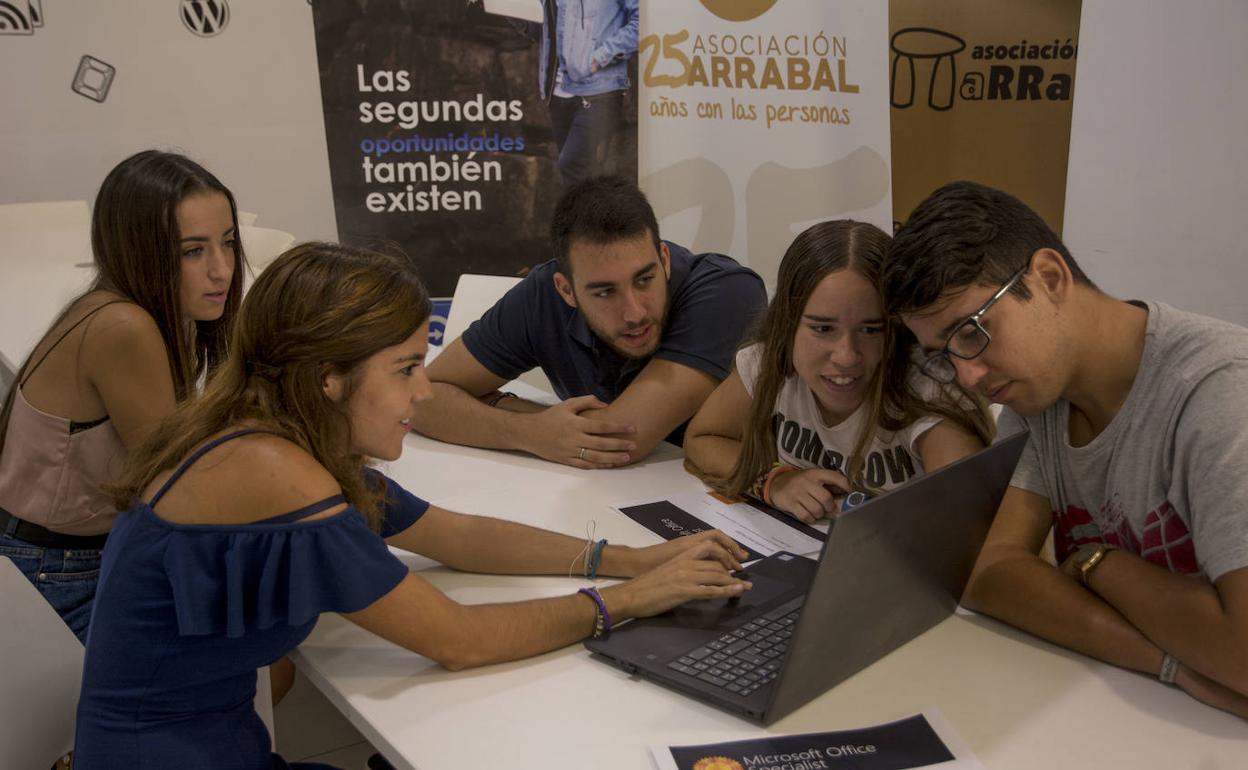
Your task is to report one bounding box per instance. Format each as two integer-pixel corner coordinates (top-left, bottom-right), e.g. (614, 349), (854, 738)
(0, 0), (42, 35)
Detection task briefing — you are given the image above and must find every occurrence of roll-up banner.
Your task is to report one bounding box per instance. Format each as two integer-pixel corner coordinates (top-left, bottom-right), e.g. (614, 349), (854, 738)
(310, 0), (1077, 314)
(637, 0), (893, 285)
(310, 0), (640, 318)
(888, 0), (1082, 232)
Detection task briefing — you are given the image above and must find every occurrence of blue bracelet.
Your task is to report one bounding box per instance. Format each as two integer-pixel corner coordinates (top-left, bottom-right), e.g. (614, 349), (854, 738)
(587, 538), (608, 579)
(577, 586), (612, 638)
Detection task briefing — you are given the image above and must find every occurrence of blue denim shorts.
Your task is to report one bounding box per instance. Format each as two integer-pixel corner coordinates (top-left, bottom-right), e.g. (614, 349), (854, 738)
(1, 531), (100, 643)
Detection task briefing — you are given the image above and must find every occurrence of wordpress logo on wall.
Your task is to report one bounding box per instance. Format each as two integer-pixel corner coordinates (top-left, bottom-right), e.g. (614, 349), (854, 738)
(180, 0), (229, 37)
(0, 0), (42, 35)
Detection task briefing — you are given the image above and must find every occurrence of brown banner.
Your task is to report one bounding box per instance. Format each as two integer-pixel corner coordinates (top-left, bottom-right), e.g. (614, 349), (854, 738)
(889, 0), (1081, 233)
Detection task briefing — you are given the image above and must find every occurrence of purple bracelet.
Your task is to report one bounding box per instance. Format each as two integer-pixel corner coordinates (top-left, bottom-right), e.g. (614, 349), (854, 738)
(577, 587), (612, 638)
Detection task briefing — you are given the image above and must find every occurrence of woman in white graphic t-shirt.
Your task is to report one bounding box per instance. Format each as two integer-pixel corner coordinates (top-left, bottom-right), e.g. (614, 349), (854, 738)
(684, 220), (994, 523)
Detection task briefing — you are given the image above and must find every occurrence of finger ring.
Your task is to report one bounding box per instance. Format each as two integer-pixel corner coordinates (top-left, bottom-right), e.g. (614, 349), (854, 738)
(578, 447), (587, 461)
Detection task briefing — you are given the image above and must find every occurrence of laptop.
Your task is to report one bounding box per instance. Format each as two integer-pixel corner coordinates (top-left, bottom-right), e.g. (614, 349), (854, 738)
(585, 429), (1028, 724)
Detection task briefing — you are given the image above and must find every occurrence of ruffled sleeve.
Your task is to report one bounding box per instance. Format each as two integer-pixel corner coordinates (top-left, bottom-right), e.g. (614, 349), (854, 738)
(162, 508), (408, 638)
(367, 468), (430, 538)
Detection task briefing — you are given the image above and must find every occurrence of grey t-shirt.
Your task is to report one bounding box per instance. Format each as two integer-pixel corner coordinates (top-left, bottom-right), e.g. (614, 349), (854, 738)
(1000, 301), (1248, 582)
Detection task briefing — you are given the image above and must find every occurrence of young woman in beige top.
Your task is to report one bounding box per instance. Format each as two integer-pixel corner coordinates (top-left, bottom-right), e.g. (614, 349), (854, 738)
(0, 150), (242, 642)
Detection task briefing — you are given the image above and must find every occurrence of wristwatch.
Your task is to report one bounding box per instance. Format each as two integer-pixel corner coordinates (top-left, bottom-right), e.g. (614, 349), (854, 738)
(1071, 542), (1116, 585)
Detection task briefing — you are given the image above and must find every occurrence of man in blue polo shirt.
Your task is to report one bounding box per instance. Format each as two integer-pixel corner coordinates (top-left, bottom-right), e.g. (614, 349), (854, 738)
(411, 176), (766, 468)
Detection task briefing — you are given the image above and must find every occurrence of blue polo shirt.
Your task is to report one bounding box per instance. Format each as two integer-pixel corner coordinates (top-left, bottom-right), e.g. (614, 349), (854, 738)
(462, 242), (765, 440)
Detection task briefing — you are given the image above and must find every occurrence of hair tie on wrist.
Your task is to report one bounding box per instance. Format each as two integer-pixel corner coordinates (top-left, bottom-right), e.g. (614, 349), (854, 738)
(762, 464), (797, 507)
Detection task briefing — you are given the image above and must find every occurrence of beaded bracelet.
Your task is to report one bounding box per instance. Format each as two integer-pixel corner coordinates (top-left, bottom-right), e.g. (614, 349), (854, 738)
(577, 586), (612, 638)
(746, 468), (771, 501)
(747, 463), (793, 502)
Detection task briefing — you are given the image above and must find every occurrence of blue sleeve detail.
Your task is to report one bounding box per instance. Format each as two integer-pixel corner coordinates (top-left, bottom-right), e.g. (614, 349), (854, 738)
(368, 469), (431, 538)
(162, 510), (407, 638)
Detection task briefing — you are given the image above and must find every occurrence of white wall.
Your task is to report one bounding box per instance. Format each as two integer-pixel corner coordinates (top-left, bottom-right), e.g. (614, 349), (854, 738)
(5, 1), (1246, 325)
(1064, 0), (1248, 325)
(0, 1), (335, 243)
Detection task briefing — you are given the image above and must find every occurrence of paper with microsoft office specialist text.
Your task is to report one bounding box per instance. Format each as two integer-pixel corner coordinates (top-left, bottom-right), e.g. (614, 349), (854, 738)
(613, 489), (827, 560)
(650, 709), (983, 770)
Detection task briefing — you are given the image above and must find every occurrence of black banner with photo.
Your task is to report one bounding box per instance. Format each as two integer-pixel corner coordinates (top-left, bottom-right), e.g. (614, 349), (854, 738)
(311, 0), (638, 299)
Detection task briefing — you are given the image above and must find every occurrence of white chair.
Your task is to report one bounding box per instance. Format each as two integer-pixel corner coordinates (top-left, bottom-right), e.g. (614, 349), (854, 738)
(0, 558), (277, 761)
(442, 273), (521, 345)
(255, 666), (275, 750)
(0, 356), (14, 403)
(0, 557), (85, 769)
(443, 273), (553, 394)
(0, 200), (95, 370)
(240, 225), (297, 278)
(0, 200), (90, 232)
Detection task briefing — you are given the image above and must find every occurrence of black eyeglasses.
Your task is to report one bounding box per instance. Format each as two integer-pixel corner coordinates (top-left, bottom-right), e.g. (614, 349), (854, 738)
(921, 263), (1028, 383)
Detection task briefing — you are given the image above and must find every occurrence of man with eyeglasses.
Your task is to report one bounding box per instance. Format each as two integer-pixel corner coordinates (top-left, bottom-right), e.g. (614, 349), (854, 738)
(883, 180), (1248, 720)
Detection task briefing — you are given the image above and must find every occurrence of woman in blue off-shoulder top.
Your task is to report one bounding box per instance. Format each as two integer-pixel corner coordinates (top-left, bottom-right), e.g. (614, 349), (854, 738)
(73, 242), (750, 770)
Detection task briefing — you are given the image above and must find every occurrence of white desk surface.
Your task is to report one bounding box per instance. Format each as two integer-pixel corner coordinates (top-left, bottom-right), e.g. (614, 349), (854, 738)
(0, 203), (95, 372)
(292, 424), (1247, 769)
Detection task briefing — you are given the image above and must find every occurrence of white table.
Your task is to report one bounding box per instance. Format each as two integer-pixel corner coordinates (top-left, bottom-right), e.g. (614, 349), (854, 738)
(291, 427), (1247, 769)
(0, 201), (95, 374)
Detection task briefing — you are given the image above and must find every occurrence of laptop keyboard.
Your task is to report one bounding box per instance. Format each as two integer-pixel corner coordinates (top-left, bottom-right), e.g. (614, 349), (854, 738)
(665, 596), (804, 697)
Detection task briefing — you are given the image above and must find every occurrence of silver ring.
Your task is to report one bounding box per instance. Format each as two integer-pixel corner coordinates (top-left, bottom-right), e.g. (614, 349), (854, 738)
(578, 447), (587, 461)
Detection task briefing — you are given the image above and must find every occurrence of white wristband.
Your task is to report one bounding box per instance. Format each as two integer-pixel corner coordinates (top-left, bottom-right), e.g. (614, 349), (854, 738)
(1158, 653), (1179, 685)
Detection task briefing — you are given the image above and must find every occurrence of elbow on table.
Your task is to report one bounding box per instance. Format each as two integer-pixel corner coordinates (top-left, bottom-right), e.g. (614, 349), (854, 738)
(437, 655), (473, 672)
(426, 643), (480, 672)
(959, 543), (1035, 616)
(422, 632), (498, 672)
(681, 437), (712, 470)
(960, 575), (989, 614)
(959, 560), (1004, 616)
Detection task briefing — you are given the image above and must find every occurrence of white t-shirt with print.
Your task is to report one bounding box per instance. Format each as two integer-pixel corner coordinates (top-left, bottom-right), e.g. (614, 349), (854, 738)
(735, 343), (943, 492)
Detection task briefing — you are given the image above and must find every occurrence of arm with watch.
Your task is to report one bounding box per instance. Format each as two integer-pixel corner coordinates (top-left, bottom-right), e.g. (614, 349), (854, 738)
(1061, 540), (1248, 709)
(964, 486), (1248, 719)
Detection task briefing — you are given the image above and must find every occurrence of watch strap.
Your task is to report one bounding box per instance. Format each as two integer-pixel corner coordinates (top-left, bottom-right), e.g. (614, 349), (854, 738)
(1159, 653), (1179, 685)
(1078, 542), (1116, 585)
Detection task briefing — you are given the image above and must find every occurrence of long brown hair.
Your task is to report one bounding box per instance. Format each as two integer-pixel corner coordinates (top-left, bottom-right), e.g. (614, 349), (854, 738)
(720, 220), (994, 497)
(111, 242), (432, 528)
(0, 150), (244, 457)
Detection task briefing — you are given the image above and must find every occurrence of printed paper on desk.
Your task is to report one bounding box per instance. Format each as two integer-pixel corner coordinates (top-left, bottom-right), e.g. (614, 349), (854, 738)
(650, 710), (983, 770)
(615, 490), (826, 559)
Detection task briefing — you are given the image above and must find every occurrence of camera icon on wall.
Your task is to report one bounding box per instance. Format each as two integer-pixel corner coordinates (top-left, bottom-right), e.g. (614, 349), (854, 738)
(72, 55), (116, 103)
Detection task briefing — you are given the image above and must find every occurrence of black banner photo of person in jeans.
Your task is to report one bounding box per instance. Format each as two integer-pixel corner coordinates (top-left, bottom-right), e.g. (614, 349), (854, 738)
(528, 0), (638, 185)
